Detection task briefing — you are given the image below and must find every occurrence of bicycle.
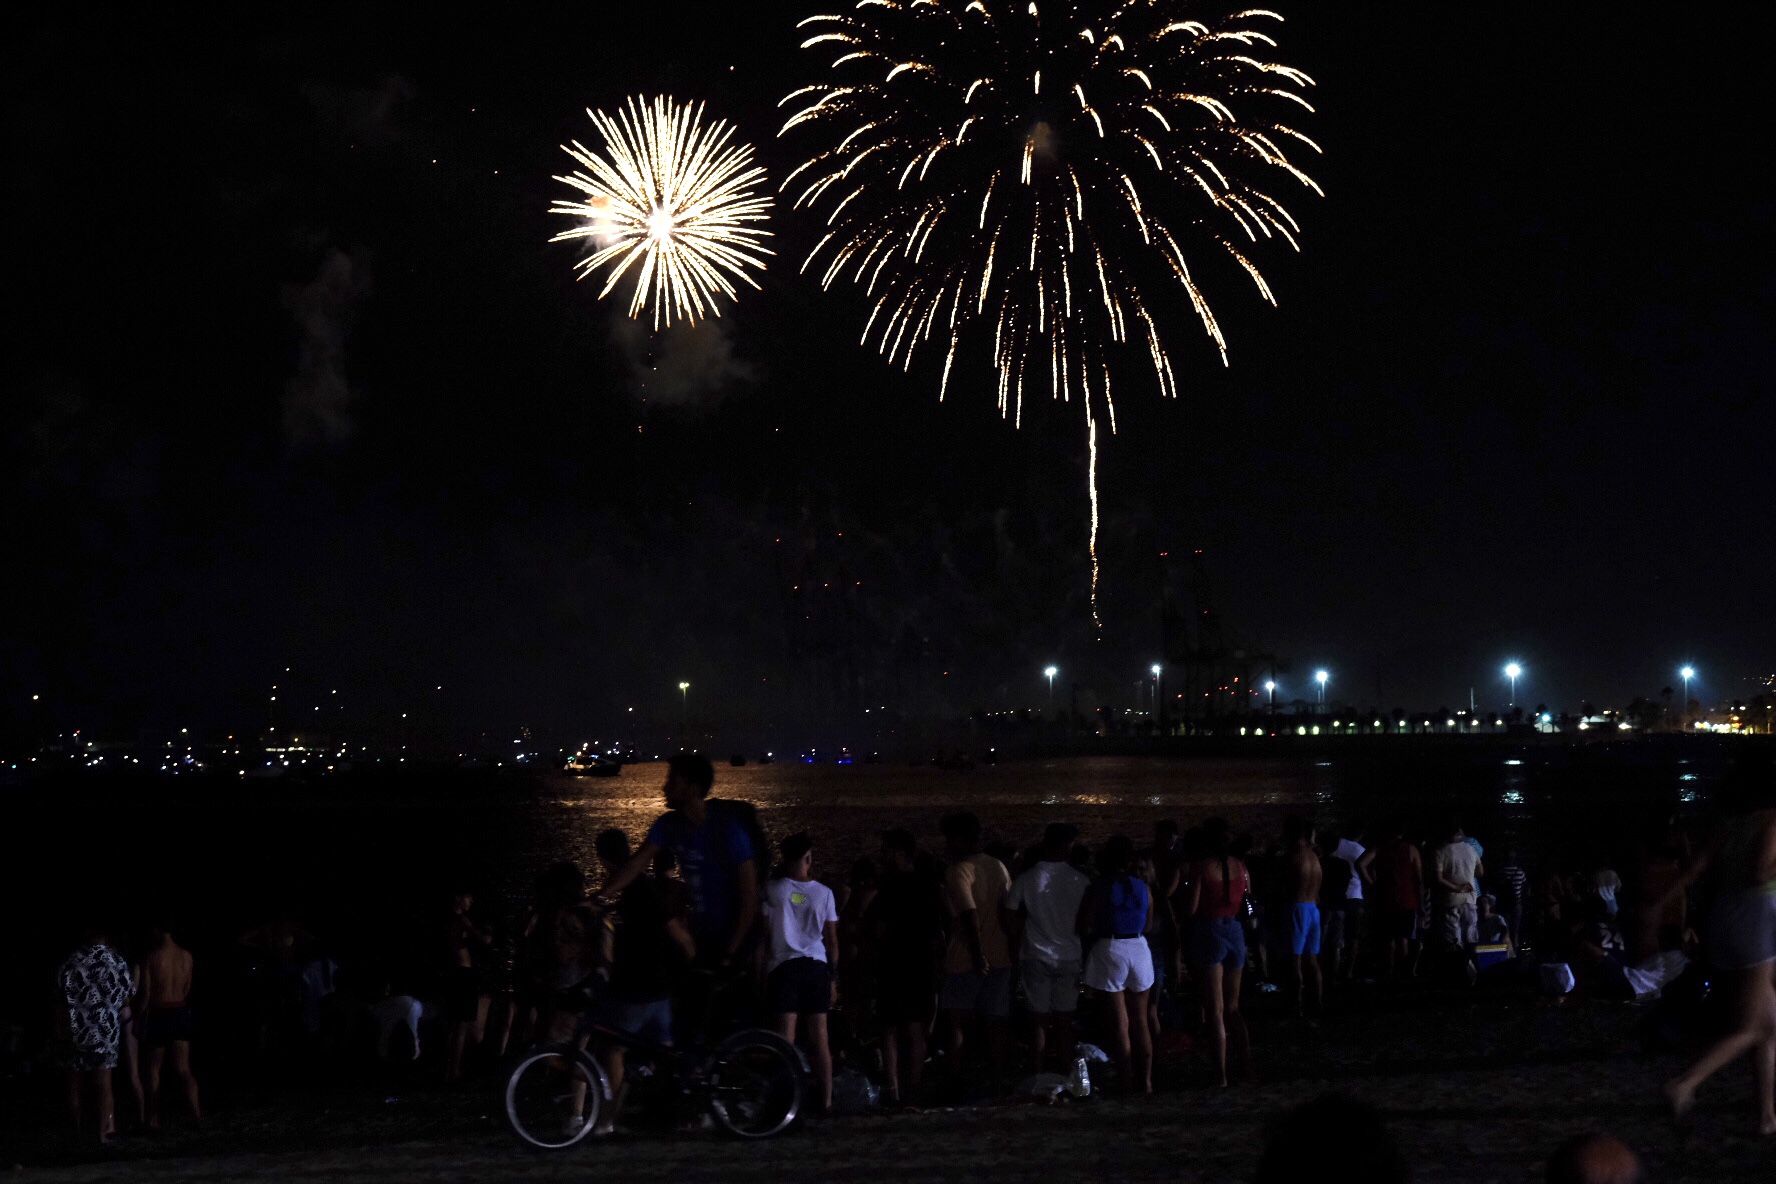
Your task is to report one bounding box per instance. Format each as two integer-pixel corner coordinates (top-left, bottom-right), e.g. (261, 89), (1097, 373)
(503, 974), (807, 1148)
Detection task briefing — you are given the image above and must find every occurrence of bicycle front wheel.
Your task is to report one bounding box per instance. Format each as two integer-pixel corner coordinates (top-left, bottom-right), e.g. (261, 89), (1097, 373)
(504, 1045), (603, 1150)
(702, 1029), (806, 1139)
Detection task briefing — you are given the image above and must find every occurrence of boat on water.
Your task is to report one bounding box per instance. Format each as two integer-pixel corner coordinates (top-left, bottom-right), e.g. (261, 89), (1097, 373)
(563, 753), (622, 778)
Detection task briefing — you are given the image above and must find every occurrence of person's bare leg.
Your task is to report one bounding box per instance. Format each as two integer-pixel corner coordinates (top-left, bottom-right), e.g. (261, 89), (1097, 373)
(144, 1046), (165, 1130)
(1201, 963), (1228, 1087)
(943, 1008), (966, 1067)
(171, 1042), (200, 1122)
(807, 1014), (833, 1111)
(905, 1020), (928, 1093)
(120, 1028), (144, 1129)
(1668, 965), (1775, 1116)
(473, 994), (491, 1045)
(63, 1069), (82, 1135)
(1030, 1011), (1048, 1073)
(1103, 992), (1132, 1090)
(1127, 988), (1153, 1094)
(1754, 974), (1776, 1135)
(883, 1028), (902, 1102)
(445, 1022), (467, 1083)
(1225, 964), (1250, 1083)
(94, 1070), (116, 1145)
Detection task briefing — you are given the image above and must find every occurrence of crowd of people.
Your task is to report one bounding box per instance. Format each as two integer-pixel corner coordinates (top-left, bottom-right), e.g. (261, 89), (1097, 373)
(34, 751), (1776, 1150)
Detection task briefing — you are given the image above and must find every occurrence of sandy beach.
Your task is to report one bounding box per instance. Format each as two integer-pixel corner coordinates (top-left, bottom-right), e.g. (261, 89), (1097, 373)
(11, 990), (1773, 1183)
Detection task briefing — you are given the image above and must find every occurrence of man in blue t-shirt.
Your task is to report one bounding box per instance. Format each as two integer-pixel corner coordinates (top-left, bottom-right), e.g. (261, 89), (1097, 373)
(599, 753), (759, 970)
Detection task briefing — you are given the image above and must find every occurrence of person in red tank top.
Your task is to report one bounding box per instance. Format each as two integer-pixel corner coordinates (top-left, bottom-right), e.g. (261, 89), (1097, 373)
(1370, 822), (1423, 979)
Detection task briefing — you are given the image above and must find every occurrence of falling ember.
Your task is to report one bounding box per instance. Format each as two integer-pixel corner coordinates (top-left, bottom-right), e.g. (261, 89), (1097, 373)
(1086, 398), (1101, 630)
(549, 95), (774, 329)
(782, 2), (1321, 625)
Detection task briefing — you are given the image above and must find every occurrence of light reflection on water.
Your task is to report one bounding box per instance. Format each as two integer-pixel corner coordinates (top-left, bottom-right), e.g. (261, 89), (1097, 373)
(523, 757), (1314, 894)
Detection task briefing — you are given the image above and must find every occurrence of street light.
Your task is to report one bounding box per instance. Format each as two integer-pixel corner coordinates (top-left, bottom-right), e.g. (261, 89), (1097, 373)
(1044, 665), (1059, 707)
(1680, 665), (1696, 717)
(1264, 679), (1277, 712)
(1150, 664), (1163, 729)
(1504, 662), (1523, 706)
(1314, 669), (1329, 706)
(678, 681), (690, 740)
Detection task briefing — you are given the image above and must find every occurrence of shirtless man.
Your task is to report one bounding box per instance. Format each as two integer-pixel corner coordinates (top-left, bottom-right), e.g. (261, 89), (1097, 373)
(138, 922), (201, 1128)
(1282, 818), (1324, 1017)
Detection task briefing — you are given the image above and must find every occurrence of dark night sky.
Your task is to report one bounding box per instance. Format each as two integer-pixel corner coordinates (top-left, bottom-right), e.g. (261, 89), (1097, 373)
(4, 3), (1772, 745)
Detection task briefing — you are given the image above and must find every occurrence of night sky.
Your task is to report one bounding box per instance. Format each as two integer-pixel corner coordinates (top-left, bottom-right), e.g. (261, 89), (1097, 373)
(5, 3), (1772, 745)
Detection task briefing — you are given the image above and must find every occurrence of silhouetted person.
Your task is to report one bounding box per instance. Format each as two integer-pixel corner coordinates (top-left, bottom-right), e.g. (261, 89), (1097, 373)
(54, 925), (132, 1145)
(1078, 835), (1155, 1094)
(938, 811), (1013, 1082)
(1186, 817), (1251, 1088)
(1664, 804), (1776, 1135)
(1283, 817), (1324, 1016)
(138, 922), (202, 1128)
(442, 888), (492, 1083)
(592, 828), (693, 1133)
(1008, 822), (1089, 1073)
(869, 828), (945, 1104)
(762, 833), (839, 1113)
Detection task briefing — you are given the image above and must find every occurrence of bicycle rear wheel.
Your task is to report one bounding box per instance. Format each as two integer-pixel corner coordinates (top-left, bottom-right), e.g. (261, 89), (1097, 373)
(702, 1029), (806, 1138)
(504, 1045), (604, 1150)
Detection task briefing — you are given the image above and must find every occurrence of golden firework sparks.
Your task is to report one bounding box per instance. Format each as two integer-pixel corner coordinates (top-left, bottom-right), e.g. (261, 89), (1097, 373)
(782, 2), (1320, 621)
(550, 95), (774, 329)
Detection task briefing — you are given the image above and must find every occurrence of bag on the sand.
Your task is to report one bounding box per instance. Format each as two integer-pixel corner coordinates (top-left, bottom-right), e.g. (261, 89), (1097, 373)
(1538, 963), (1577, 995)
(831, 1067), (879, 1114)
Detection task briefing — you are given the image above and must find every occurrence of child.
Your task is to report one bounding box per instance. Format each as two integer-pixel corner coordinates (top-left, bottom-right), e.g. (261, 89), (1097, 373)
(762, 833), (839, 1112)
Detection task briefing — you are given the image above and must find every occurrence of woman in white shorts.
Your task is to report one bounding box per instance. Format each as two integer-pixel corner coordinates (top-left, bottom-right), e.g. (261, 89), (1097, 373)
(1078, 835), (1155, 1094)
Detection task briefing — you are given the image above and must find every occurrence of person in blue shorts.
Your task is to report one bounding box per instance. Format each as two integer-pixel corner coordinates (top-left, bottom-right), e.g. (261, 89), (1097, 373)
(1282, 816), (1325, 1017)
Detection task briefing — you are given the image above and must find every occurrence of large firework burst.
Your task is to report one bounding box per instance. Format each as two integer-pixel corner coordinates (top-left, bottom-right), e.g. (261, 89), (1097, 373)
(550, 95), (774, 329)
(781, 1), (1321, 618)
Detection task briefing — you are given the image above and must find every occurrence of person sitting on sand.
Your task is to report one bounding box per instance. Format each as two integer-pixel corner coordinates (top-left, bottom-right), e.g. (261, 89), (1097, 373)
(1476, 894), (1515, 955)
(1282, 817), (1324, 1017)
(1007, 822), (1090, 1074)
(762, 833), (839, 1114)
(138, 921), (202, 1129)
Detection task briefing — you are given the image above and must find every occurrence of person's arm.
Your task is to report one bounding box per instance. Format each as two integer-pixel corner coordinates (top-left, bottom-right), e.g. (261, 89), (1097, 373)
(599, 841), (660, 904)
(948, 864), (989, 974)
(1183, 862), (1204, 919)
(1408, 846), (1423, 891)
(666, 915), (696, 963)
(724, 858), (759, 963)
(1356, 848), (1377, 885)
(823, 920), (840, 1004)
(1075, 882), (1099, 938)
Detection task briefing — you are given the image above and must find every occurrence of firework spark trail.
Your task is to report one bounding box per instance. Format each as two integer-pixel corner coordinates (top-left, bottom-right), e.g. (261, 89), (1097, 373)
(550, 95), (774, 329)
(782, 1), (1320, 624)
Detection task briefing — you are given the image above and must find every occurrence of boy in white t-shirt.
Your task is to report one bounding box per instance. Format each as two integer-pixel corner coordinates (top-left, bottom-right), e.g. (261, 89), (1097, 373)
(1007, 822), (1090, 1072)
(762, 832), (839, 1112)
